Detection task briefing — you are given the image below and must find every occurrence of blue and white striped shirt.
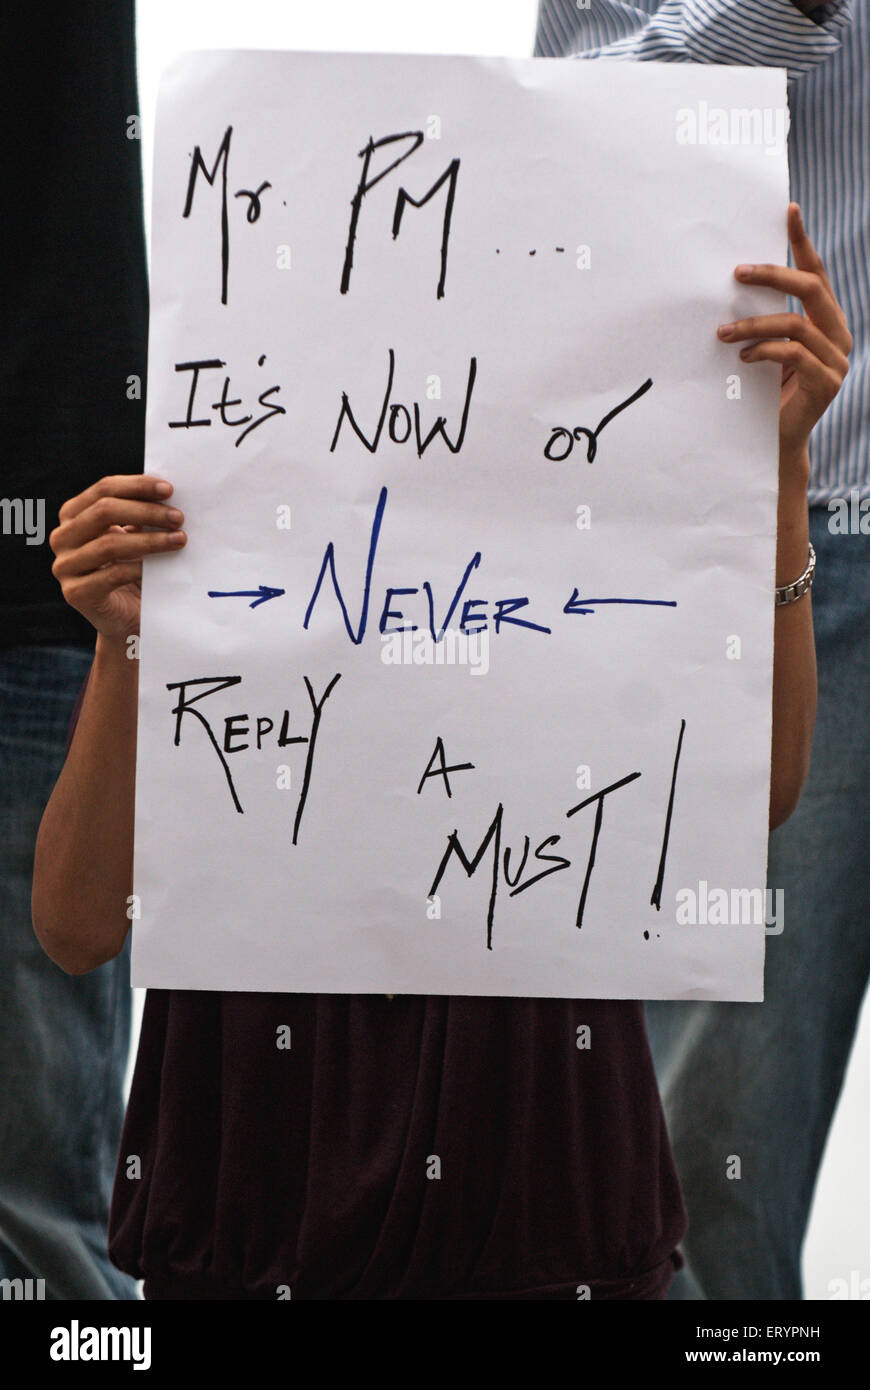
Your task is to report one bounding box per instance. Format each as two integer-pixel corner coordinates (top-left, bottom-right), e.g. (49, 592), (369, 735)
(534, 0), (868, 504)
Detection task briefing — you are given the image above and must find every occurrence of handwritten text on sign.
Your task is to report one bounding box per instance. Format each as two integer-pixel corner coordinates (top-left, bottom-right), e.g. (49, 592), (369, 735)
(133, 53), (787, 998)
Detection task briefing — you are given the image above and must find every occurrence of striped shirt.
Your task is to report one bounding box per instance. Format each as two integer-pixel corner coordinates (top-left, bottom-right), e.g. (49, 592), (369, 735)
(534, 0), (868, 504)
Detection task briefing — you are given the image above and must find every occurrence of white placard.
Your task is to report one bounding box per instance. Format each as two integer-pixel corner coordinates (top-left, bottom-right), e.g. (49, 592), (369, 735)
(133, 51), (788, 998)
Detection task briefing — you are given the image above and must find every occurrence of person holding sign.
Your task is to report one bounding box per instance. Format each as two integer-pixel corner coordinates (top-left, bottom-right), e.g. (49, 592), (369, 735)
(536, 0), (867, 1301)
(30, 206), (848, 1299)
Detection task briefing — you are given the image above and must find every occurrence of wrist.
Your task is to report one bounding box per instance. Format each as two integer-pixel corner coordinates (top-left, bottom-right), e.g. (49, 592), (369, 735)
(94, 630), (138, 672)
(775, 447), (810, 587)
(779, 445), (811, 496)
(776, 541), (815, 606)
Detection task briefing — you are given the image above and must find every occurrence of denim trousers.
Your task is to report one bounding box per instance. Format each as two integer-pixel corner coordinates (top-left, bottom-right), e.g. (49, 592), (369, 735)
(646, 508), (870, 1300)
(0, 643), (136, 1299)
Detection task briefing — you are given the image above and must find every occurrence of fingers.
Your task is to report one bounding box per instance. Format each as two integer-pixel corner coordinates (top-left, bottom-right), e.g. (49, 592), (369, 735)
(737, 338), (843, 406)
(51, 475), (186, 642)
(61, 563), (146, 610)
(721, 207), (853, 440)
(50, 495), (184, 555)
(734, 262), (850, 350)
(57, 474), (173, 524)
(718, 311), (849, 375)
(732, 208), (852, 355)
(787, 203), (833, 291)
(52, 525), (186, 580)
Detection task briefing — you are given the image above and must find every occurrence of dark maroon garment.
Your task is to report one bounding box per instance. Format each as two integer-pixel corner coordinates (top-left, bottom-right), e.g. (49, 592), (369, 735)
(68, 670), (687, 1299)
(108, 991), (686, 1300)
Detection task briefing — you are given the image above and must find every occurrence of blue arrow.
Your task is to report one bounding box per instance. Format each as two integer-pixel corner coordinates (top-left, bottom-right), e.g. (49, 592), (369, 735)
(564, 591), (677, 616)
(208, 585), (286, 609)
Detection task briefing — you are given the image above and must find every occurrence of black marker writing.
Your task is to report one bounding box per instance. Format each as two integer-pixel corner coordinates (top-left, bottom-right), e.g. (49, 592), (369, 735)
(566, 771), (642, 927)
(428, 805), (577, 951)
(165, 673), (341, 845)
(292, 674), (342, 846)
(545, 378), (654, 463)
(235, 180), (271, 221)
(417, 737), (475, 798)
(168, 354), (285, 445)
(650, 718), (687, 910)
(183, 127), (232, 305)
(504, 835), (571, 897)
(429, 804), (504, 951)
(182, 125), (270, 305)
(340, 131), (459, 298)
(169, 359), (225, 429)
(426, 722), (687, 947)
(167, 676), (245, 812)
(330, 349), (477, 457)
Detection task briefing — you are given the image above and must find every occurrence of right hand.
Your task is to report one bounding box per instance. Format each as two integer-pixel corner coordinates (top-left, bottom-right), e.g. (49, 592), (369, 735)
(50, 475), (186, 646)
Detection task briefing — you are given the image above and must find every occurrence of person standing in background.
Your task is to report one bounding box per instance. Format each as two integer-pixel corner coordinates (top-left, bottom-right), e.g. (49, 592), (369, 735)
(534, 0), (868, 1299)
(0, 2), (146, 1297)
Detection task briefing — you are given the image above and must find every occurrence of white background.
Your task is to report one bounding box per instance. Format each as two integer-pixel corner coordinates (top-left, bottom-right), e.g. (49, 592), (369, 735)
(132, 0), (869, 1299)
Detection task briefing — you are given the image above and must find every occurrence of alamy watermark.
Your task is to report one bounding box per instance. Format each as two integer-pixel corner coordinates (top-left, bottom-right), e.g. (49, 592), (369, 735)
(381, 627), (489, 676)
(1, 1277), (45, 1300)
(675, 103), (788, 157)
(676, 881), (784, 933)
(827, 488), (870, 534)
(828, 1270), (870, 1299)
(0, 496), (45, 546)
(50, 1321), (151, 1370)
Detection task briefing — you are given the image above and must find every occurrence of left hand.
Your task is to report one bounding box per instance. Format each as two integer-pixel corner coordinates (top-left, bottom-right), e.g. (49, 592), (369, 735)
(717, 202), (851, 466)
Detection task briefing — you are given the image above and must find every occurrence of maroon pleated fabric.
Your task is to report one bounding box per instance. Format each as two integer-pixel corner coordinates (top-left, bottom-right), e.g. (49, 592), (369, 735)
(109, 990), (686, 1300)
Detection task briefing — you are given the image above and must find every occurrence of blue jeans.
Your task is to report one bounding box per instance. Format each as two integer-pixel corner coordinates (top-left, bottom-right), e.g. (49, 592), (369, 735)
(0, 644), (136, 1299)
(646, 509), (870, 1300)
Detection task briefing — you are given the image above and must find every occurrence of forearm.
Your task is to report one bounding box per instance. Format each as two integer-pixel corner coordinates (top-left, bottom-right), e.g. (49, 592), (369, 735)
(769, 448), (816, 828)
(32, 633), (138, 972)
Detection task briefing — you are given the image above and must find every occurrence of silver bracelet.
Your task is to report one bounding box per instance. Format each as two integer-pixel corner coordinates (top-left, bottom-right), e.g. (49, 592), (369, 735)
(775, 542), (816, 606)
